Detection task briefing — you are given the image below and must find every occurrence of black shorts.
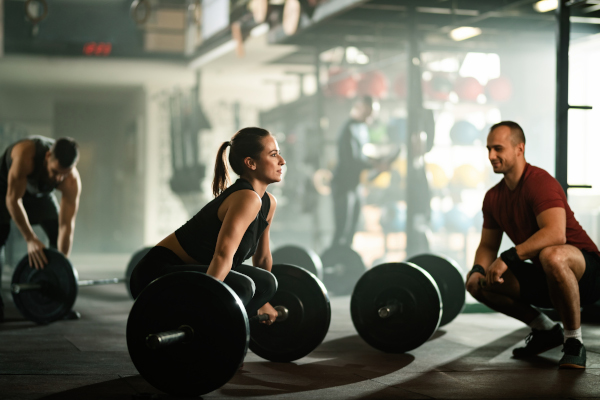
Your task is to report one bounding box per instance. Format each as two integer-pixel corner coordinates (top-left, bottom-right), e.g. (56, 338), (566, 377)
(508, 249), (600, 308)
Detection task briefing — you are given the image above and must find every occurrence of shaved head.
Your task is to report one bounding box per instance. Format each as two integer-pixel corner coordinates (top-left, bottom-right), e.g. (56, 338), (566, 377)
(489, 121), (525, 146)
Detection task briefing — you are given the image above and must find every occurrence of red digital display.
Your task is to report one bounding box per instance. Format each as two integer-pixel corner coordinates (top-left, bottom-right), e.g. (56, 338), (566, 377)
(83, 42), (112, 56)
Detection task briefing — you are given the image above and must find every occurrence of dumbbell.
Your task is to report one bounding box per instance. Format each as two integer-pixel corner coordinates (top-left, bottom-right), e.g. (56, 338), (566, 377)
(11, 248), (134, 324)
(127, 263), (331, 397)
(351, 253), (466, 353)
(273, 244), (367, 296)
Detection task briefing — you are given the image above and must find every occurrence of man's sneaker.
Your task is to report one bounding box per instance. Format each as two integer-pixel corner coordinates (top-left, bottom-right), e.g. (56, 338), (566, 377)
(513, 324), (564, 358)
(559, 338), (586, 369)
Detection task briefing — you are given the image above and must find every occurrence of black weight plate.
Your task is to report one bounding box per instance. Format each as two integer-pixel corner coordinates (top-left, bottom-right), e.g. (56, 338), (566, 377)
(272, 245), (324, 281)
(321, 244), (367, 296)
(127, 272), (249, 397)
(125, 246), (152, 298)
(11, 248), (78, 324)
(249, 264), (330, 362)
(351, 262), (442, 353)
(408, 253), (466, 326)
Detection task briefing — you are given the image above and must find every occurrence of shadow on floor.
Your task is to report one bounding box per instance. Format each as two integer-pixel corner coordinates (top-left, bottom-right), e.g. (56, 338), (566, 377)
(363, 327), (591, 399)
(34, 375), (209, 400)
(221, 335), (416, 397)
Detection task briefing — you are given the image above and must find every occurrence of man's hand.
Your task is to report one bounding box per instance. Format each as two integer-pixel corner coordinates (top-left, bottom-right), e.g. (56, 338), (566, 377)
(485, 257), (508, 287)
(257, 302), (278, 325)
(26, 237), (48, 270)
(465, 266), (485, 294)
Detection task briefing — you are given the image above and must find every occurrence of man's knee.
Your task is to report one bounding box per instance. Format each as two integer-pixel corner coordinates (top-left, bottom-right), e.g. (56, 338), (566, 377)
(540, 246), (572, 280)
(466, 279), (485, 301)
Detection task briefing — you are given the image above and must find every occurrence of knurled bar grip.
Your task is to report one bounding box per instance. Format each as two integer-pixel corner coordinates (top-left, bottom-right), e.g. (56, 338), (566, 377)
(249, 305), (288, 323)
(146, 325), (194, 350)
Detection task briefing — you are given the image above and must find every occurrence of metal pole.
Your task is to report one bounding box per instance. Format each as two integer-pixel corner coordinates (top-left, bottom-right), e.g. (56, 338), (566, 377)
(78, 278), (127, 286)
(314, 47), (324, 252)
(405, 5), (427, 257)
(555, 0), (570, 195)
(0, 0), (4, 58)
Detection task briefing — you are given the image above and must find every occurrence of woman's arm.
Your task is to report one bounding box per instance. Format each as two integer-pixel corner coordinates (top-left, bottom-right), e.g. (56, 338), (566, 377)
(206, 190), (262, 281)
(252, 193), (278, 271)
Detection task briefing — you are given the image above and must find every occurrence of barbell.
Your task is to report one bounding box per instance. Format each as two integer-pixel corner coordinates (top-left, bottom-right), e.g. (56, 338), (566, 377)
(351, 254), (466, 353)
(127, 263), (331, 397)
(272, 244), (367, 296)
(10, 248), (134, 324)
(10, 246), (154, 324)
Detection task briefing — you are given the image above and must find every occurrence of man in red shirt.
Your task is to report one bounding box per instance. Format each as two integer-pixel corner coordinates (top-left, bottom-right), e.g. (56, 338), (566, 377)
(466, 121), (600, 369)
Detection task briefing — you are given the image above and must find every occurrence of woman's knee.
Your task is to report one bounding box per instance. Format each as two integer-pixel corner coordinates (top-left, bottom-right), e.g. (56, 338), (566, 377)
(255, 270), (278, 299)
(224, 274), (256, 305)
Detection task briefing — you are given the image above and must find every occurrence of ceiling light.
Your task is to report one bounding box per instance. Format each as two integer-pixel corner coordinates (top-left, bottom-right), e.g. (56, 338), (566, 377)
(449, 26), (482, 41)
(533, 0), (558, 13)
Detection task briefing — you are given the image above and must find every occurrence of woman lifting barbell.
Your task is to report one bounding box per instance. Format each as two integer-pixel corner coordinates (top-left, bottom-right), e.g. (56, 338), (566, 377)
(129, 127), (285, 324)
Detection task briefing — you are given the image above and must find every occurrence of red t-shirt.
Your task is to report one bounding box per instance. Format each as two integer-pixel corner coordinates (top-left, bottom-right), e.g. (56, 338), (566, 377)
(482, 163), (599, 265)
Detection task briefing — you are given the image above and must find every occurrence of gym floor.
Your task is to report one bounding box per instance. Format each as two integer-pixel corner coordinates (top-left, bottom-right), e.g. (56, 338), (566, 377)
(1, 254), (599, 400)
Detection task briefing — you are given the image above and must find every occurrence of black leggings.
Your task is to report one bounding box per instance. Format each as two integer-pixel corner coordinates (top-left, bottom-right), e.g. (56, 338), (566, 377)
(129, 246), (278, 317)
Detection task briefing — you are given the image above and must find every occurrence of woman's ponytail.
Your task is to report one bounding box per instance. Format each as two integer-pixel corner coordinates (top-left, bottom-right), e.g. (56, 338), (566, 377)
(212, 141), (231, 197)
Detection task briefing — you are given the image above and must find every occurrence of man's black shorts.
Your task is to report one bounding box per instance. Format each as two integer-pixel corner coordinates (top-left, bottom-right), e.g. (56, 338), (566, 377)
(508, 249), (600, 308)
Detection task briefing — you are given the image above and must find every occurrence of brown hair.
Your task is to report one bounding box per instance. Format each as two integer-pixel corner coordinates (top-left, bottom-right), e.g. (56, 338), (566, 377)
(212, 127), (271, 197)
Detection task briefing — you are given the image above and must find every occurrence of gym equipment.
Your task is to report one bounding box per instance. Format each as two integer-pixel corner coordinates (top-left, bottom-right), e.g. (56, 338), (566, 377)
(249, 264), (330, 362)
(11, 248), (131, 324)
(273, 244), (367, 296)
(127, 263), (330, 397)
(454, 76), (484, 102)
(451, 164), (484, 188)
(127, 272), (247, 397)
(357, 70), (388, 98)
(407, 254), (465, 326)
(486, 76), (513, 102)
(321, 244), (367, 296)
(425, 163), (449, 189)
(450, 120), (481, 146)
(272, 245), (323, 281)
(325, 67), (357, 98)
(351, 253), (465, 353)
(423, 73), (453, 101)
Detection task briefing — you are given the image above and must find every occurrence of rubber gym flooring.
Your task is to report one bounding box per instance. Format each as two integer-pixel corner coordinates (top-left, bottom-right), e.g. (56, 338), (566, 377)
(1, 254), (599, 400)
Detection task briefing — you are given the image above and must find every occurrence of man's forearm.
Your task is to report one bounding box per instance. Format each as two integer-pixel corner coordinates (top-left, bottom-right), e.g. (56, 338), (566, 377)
(6, 197), (36, 241)
(515, 226), (566, 260)
(473, 245), (498, 269)
(58, 225), (74, 257)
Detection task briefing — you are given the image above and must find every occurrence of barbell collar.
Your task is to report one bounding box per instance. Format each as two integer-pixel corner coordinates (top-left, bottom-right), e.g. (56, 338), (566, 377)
(146, 325), (195, 350)
(378, 303), (400, 318)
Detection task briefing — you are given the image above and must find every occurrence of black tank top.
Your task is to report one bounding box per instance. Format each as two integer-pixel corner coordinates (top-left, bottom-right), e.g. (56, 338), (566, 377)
(0, 136), (58, 197)
(175, 178), (271, 269)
